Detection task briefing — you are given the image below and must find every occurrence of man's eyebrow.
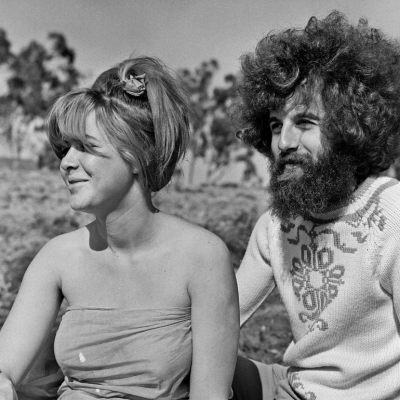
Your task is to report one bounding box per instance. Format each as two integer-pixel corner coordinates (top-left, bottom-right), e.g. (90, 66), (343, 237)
(295, 111), (321, 121)
(268, 116), (281, 123)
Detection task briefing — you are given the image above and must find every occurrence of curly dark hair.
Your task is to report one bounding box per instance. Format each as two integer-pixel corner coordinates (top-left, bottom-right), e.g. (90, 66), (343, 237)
(236, 11), (400, 181)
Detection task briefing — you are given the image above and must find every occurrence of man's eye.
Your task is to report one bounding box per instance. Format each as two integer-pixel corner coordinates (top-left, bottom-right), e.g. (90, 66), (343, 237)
(270, 123), (282, 134)
(297, 119), (314, 128)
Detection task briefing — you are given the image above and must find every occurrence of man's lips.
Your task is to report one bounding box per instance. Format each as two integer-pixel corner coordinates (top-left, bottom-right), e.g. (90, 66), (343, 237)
(278, 157), (307, 165)
(276, 160), (305, 172)
(274, 160), (305, 181)
(283, 162), (305, 170)
(275, 154), (310, 170)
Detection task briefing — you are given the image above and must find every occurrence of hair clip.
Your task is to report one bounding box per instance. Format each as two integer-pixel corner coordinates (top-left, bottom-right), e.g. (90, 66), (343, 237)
(122, 74), (146, 97)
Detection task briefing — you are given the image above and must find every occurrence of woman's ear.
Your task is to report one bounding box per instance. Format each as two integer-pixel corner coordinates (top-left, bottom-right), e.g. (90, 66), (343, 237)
(130, 157), (140, 175)
(131, 155), (141, 175)
(121, 150), (140, 174)
(132, 163), (140, 175)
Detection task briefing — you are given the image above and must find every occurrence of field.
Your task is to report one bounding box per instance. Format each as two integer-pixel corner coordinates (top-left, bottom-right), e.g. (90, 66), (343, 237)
(0, 167), (292, 364)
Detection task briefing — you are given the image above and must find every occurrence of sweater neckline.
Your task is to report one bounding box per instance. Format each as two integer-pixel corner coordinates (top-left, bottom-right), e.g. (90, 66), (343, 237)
(306, 175), (379, 223)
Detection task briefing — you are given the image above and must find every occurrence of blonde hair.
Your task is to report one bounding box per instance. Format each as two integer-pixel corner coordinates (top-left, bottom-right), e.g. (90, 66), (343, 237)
(47, 57), (190, 192)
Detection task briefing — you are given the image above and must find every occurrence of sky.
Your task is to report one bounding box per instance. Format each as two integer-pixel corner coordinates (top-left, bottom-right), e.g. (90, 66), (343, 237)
(1, 0), (400, 182)
(1, 0), (400, 87)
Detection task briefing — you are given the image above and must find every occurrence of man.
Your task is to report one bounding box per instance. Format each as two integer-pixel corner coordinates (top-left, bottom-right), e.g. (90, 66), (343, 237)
(232, 11), (400, 400)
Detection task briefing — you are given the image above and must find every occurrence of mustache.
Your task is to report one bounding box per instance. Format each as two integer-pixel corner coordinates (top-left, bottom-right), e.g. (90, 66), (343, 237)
(274, 153), (313, 169)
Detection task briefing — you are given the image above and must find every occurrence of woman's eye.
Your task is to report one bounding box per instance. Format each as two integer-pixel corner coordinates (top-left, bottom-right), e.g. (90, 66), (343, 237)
(75, 142), (86, 151)
(60, 147), (70, 157)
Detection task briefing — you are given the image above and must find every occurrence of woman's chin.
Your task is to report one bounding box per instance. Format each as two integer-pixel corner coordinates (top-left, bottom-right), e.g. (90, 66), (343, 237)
(69, 201), (91, 214)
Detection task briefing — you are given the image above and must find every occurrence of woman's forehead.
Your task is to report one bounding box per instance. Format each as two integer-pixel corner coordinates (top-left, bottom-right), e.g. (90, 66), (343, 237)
(85, 112), (116, 147)
(85, 112), (101, 138)
(61, 110), (101, 142)
(56, 97), (91, 140)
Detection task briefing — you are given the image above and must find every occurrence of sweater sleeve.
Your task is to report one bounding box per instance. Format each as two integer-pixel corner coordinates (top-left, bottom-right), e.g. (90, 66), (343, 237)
(236, 212), (276, 327)
(379, 230), (400, 322)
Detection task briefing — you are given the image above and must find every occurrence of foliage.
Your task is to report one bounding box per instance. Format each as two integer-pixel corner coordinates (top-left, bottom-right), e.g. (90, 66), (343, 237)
(0, 168), (291, 363)
(37, 141), (61, 170)
(178, 62), (258, 185)
(0, 29), (12, 65)
(4, 31), (80, 117)
(0, 28), (81, 163)
(0, 27), (259, 184)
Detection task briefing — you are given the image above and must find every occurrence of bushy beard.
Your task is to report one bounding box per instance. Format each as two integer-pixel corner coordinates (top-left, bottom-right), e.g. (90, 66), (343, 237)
(269, 150), (357, 221)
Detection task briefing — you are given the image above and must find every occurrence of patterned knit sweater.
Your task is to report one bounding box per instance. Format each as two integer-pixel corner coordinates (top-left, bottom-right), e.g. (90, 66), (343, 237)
(236, 175), (400, 400)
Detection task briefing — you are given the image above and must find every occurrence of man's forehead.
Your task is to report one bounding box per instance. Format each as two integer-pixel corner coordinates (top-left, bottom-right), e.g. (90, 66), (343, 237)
(269, 94), (324, 119)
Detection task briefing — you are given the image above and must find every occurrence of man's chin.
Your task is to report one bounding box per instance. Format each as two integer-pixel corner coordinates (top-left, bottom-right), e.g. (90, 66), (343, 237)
(269, 150), (357, 220)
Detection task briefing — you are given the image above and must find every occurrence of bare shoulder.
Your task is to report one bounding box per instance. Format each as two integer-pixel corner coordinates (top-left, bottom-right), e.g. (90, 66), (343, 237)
(159, 213), (231, 272)
(160, 214), (238, 307)
(27, 225), (89, 276)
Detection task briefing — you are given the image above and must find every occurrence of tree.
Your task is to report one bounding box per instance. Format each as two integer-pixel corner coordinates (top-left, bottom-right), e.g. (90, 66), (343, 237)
(178, 64), (258, 185)
(178, 59), (219, 184)
(0, 29), (12, 65)
(0, 29), (81, 166)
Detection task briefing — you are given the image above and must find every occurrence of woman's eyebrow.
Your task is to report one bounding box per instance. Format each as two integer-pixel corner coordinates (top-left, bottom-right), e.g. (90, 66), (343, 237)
(85, 134), (100, 142)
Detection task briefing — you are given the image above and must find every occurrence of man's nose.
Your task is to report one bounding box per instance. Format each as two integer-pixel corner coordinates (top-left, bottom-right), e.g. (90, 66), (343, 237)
(60, 147), (79, 171)
(278, 123), (300, 153)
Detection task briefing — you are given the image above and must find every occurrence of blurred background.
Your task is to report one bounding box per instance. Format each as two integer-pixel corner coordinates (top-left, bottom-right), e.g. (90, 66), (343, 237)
(1, 0), (400, 364)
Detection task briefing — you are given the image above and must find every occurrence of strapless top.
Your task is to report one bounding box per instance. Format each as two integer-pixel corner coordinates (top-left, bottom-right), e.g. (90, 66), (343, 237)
(54, 307), (192, 400)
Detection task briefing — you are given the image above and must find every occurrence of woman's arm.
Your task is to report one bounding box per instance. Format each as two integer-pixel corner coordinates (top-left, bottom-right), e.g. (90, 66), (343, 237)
(0, 239), (63, 389)
(188, 233), (239, 400)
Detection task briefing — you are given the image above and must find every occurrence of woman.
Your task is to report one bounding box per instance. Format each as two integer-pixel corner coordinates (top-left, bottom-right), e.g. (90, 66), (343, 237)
(0, 57), (239, 400)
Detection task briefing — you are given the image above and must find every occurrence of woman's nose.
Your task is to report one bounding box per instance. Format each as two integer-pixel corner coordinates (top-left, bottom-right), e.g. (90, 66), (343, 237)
(60, 147), (79, 171)
(278, 124), (300, 153)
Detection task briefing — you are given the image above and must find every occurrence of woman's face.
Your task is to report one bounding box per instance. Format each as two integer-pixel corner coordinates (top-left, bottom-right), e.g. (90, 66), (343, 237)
(60, 113), (136, 216)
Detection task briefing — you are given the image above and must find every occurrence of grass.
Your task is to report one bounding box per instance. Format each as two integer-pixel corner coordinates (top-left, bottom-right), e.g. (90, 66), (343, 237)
(0, 166), (292, 364)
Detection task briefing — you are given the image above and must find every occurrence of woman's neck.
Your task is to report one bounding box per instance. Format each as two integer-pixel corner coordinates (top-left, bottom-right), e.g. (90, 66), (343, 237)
(91, 188), (160, 253)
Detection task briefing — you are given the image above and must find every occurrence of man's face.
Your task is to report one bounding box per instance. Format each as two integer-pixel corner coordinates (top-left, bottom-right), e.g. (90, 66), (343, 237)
(269, 95), (324, 178)
(267, 94), (357, 220)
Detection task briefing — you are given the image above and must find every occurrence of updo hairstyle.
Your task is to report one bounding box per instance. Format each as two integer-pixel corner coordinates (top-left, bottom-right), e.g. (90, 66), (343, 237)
(47, 57), (190, 192)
